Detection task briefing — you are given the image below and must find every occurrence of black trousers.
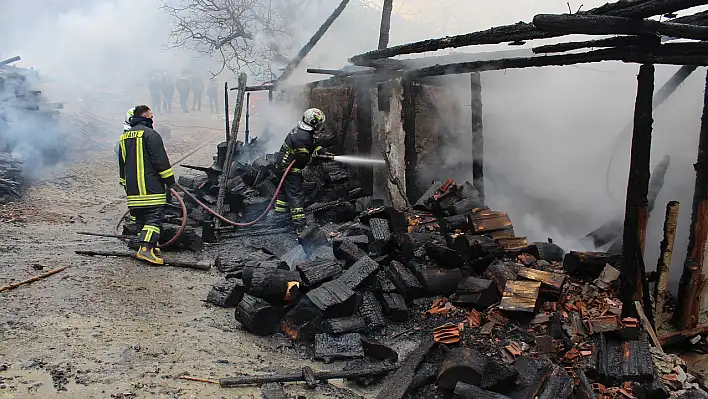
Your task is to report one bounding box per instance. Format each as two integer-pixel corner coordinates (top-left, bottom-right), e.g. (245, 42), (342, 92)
(179, 91), (189, 112)
(208, 96), (217, 113)
(192, 93), (202, 111)
(151, 94), (162, 113)
(275, 170), (305, 225)
(130, 206), (165, 246)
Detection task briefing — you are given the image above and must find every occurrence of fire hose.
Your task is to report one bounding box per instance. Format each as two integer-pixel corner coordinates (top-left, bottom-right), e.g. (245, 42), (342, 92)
(113, 159), (300, 247)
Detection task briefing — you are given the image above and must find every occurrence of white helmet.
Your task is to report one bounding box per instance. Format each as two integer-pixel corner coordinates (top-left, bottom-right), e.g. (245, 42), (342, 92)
(123, 107), (135, 132)
(297, 108), (325, 132)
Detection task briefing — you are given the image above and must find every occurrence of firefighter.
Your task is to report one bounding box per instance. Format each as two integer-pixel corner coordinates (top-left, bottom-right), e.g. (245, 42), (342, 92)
(118, 105), (175, 265)
(274, 108), (333, 236)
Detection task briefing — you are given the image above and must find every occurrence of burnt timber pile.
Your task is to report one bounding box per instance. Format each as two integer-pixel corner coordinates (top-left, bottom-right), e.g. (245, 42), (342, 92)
(176, 0), (708, 397)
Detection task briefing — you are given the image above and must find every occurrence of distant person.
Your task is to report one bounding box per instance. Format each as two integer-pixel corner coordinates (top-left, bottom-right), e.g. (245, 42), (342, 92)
(190, 76), (204, 112)
(148, 76), (162, 114)
(118, 105), (175, 265)
(206, 79), (218, 114)
(175, 76), (191, 113)
(160, 73), (174, 113)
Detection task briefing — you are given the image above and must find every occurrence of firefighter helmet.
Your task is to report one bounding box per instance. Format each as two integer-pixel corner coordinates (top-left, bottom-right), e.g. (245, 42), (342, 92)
(123, 107), (136, 132)
(298, 108), (325, 132)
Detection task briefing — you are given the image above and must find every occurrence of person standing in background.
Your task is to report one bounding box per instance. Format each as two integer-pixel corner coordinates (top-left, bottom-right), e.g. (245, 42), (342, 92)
(160, 73), (174, 113)
(206, 79), (218, 114)
(190, 75), (204, 112)
(148, 76), (162, 114)
(175, 75), (191, 113)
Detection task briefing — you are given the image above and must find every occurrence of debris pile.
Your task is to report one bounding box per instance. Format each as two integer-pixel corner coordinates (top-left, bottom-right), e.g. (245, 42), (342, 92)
(197, 172), (708, 398)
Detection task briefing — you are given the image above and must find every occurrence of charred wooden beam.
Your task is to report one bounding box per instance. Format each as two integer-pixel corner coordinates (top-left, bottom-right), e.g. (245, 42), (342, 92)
(296, 259), (343, 287)
(620, 63), (655, 321)
(350, 0), (705, 64)
(537, 366), (574, 398)
(659, 323), (708, 345)
(369, 218), (393, 255)
(437, 347), (487, 390)
(674, 10), (708, 26)
(306, 280), (359, 318)
(517, 267), (566, 292)
(399, 45), (708, 80)
(675, 69), (708, 330)
(425, 242), (464, 267)
(379, 292), (409, 322)
(357, 291), (387, 330)
(402, 78), (418, 204)
(234, 294), (280, 336)
(375, 336), (435, 399)
(0, 56), (20, 67)
(484, 260), (518, 295)
(306, 68), (350, 76)
(594, 334), (655, 385)
(385, 260), (424, 299)
(414, 265), (464, 296)
(275, 0), (352, 86)
(74, 250), (214, 270)
(471, 72), (485, 205)
(229, 85), (276, 92)
(533, 14), (708, 41)
(528, 242), (566, 262)
(334, 238), (368, 265)
(378, 0), (394, 50)
(321, 316), (367, 334)
(533, 35), (659, 54)
(219, 364), (397, 387)
(654, 201), (679, 325)
(215, 73), (247, 232)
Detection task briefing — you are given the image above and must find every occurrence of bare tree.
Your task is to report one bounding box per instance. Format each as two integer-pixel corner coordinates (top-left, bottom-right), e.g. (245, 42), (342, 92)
(162, 0), (314, 79)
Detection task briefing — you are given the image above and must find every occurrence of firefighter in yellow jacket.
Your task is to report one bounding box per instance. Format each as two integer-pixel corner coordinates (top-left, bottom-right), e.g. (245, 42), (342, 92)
(118, 105), (175, 265)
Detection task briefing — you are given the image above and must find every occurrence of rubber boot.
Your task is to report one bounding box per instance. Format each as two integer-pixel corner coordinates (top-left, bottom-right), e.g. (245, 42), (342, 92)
(136, 243), (165, 265)
(295, 221), (308, 239)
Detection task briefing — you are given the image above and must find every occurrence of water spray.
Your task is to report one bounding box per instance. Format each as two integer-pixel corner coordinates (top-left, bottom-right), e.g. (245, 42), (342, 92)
(313, 153), (386, 166)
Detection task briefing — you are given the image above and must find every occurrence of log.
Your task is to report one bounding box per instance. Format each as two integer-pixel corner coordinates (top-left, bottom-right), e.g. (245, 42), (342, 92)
(368, 218), (392, 255)
(0, 267), (67, 293)
(357, 291), (386, 330)
(379, 293), (408, 322)
(412, 263), (463, 296)
(306, 280), (359, 318)
(375, 336), (435, 399)
(655, 201), (679, 325)
(378, 0), (394, 50)
(658, 323), (708, 345)
(528, 242), (565, 262)
(314, 333), (364, 363)
(296, 259), (344, 287)
(219, 364), (397, 387)
(516, 267), (566, 292)
(74, 250), (213, 270)
(563, 251), (620, 278)
(425, 242), (463, 268)
(242, 267), (300, 287)
(216, 73), (247, 231)
(533, 35), (659, 54)
(499, 281), (541, 313)
(385, 260), (424, 299)
(281, 300), (322, 342)
(334, 238), (368, 265)
(446, 234), (502, 261)
(620, 63), (655, 321)
(537, 366), (574, 399)
(321, 316), (366, 334)
(533, 14), (708, 41)
(206, 278), (246, 307)
(450, 277), (499, 309)
(675, 71), (708, 330)
(454, 383), (511, 399)
(274, 0), (352, 85)
(248, 268), (301, 304)
(338, 255), (380, 289)
(436, 347), (487, 390)
(234, 294), (280, 336)
(483, 260), (518, 294)
(441, 215), (472, 235)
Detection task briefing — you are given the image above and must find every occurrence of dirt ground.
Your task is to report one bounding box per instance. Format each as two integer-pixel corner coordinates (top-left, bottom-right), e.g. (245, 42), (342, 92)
(0, 110), (373, 399)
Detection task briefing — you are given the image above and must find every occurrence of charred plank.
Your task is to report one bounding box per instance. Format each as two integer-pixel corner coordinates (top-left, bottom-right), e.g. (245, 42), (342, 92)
(368, 218), (393, 255)
(499, 281), (541, 313)
(375, 336), (435, 399)
(306, 280), (359, 318)
(296, 259), (344, 287)
(537, 366), (573, 399)
(385, 260), (424, 299)
(594, 333), (655, 385)
(357, 291), (386, 331)
(379, 292), (409, 322)
(334, 238), (368, 265)
(314, 333), (364, 363)
(321, 316), (367, 334)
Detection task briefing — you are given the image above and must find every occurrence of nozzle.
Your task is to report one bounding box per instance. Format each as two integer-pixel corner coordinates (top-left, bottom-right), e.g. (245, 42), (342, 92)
(313, 153), (335, 161)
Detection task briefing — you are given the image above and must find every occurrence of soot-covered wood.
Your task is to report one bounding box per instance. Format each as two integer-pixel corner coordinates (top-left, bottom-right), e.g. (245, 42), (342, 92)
(412, 262), (464, 296)
(357, 291), (387, 330)
(314, 333), (364, 363)
(296, 259), (344, 287)
(379, 293), (409, 322)
(334, 238), (368, 265)
(563, 251), (621, 278)
(338, 255), (381, 289)
(450, 277), (499, 309)
(437, 347), (487, 390)
(454, 383), (512, 399)
(206, 278), (246, 307)
(385, 260), (424, 299)
(306, 280), (359, 318)
(375, 336), (435, 399)
(234, 294), (280, 336)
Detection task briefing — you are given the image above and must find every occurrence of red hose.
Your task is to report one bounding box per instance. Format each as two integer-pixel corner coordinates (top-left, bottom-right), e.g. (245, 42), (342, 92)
(114, 187), (188, 249)
(175, 159), (296, 227)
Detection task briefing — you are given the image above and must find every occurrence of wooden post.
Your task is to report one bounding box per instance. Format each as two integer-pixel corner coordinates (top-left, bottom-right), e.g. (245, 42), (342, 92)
(654, 201), (680, 326)
(401, 78), (418, 205)
(470, 72), (484, 205)
(245, 92), (251, 145)
(378, 0), (394, 50)
(620, 64), (654, 322)
(224, 82), (230, 143)
(675, 70), (708, 330)
(215, 73), (247, 232)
